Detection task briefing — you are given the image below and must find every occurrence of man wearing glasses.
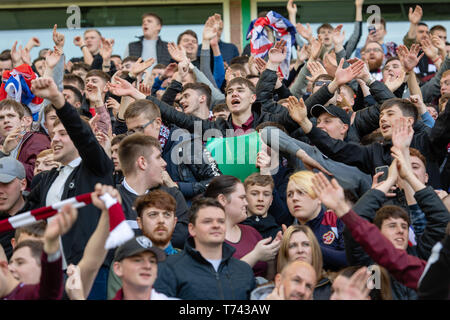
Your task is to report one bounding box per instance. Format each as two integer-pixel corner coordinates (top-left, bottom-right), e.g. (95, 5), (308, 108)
(361, 42), (385, 81)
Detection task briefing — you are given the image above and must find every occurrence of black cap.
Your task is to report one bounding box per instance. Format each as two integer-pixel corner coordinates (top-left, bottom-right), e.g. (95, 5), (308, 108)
(114, 236), (166, 262)
(310, 104), (350, 126)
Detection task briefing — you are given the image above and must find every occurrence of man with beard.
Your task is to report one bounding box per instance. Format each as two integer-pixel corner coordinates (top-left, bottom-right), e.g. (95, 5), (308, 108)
(108, 190), (179, 299)
(361, 41), (385, 81)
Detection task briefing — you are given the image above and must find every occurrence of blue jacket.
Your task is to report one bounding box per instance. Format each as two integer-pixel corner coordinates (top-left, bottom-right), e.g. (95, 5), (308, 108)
(153, 237), (256, 300)
(302, 207), (348, 271)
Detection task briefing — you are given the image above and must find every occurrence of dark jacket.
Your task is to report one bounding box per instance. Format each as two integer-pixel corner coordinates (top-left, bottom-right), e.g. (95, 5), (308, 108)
(146, 87), (300, 140)
(162, 125), (222, 200)
(117, 183), (189, 249)
(305, 118), (445, 188)
(153, 237), (256, 300)
(128, 36), (171, 66)
(418, 235), (450, 300)
(241, 214), (282, 240)
(25, 102), (114, 267)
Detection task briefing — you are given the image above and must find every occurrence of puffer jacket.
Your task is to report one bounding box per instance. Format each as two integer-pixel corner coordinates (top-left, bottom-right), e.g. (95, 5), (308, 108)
(153, 237), (256, 300)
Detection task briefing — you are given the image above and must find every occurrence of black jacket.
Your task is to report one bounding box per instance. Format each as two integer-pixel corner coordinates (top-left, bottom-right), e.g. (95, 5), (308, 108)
(146, 88), (300, 140)
(305, 115), (445, 188)
(162, 125), (222, 200)
(117, 184), (189, 249)
(153, 237), (256, 299)
(127, 36), (171, 66)
(25, 102), (114, 267)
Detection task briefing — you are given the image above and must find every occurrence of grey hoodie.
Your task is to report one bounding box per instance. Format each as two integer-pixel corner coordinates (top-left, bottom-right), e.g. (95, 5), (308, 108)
(261, 126), (372, 197)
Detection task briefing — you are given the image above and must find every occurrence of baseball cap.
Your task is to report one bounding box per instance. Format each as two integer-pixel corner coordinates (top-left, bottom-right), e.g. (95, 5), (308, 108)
(310, 104), (350, 126)
(0, 157), (26, 183)
(114, 236), (166, 262)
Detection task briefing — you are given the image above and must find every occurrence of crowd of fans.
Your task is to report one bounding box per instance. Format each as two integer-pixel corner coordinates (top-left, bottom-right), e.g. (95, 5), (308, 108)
(0, 0), (449, 301)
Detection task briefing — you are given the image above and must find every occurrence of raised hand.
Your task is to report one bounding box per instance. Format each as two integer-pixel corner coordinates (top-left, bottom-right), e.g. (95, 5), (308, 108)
(332, 24), (346, 50)
(348, 57), (371, 83)
(177, 59), (190, 81)
(287, 95), (307, 124)
(253, 57), (267, 74)
(384, 74), (404, 93)
(408, 5), (423, 25)
(2, 127), (23, 155)
(25, 37), (41, 51)
(65, 264), (85, 300)
(390, 146), (413, 180)
(266, 284), (286, 300)
(52, 24), (65, 49)
(107, 76), (140, 98)
(287, 0), (298, 18)
(397, 44), (424, 73)
(334, 58), (364, 85)
(203, 16), (218, 41)
(296, 23), (313, 43)
(106, 97), (120, 117)
(391, 117), (414, 150)
(296, 149), (334, 176)
(130, 57), (155, 78)
(73, 35), (85, 48)
(91, 183), (122, 212)
(85, 83), (103, 105)
(331, 267), (371, 300)
(297, 43), (311, 63)
(306, 60), (327, 81)
(45, 46), (63, 70)
(408, 94), (427, 115)
(311, 172), (349, 217)
(100, 37), (114, 61)
(31, 77), (65, 108)
(138, 83), (152, 96)
(268, 40), (287, 65)
(10, 41), (22, 67)
(161, 62), (178, 80)
(168, 42), (187, 62)
(20, 47), (31, 66)
(309, 37), (322, 60)
(431, 35), (446, 55)
(420, 38), (439, 61)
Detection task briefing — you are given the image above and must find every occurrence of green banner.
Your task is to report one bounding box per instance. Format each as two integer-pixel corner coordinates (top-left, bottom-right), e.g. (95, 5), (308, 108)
(206, 132), (261, 182)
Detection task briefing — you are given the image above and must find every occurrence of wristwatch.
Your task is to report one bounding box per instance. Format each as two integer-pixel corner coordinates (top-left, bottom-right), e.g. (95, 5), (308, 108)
(365, 75), (376, 86)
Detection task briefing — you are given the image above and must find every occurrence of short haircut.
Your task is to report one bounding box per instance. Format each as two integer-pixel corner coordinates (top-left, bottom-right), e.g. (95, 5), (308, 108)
(142, 12), (163, 26)
(383, 56), (401, 71)
(123, 99), (161, 121)
(288, 170), (317, 199)
(122, 56), (140, 65)
(212, 103), (229, 113)
(204, 175), (242, 200)
(153, 63), (166, 70)
(63, 85), (83, 104)
(188, 197), (224, 225)
(118, 133), (161, 176)
(36, 149), (53, 159)
(370, 17), (387, 29)
(85, 69), (111, 83)
(255, 121), (287, 133)
(409, 147), (426, 167)
(111, 54), (122, 60)
(0, 51), (11, 61)
(317, 23), (333, 34)
(84, 29), (102, 37)
(43, 103), (57, 119)
(0, 99), (25, 119)
(177, 29), (198, 45)
(228, 63), (248, 77)
(442, 70), (450, 79)
(430, 25), (446, 34)
(418, 22), (429, 28)
(244, 172), (274, 190)
(373, 205), (411, 229)
(380, 98), (418, 123)
(63, 74), (85, 91)
(22, 103), (32, 118)
(135, 190), (176, 219)
(13, 221), (47, 242)
(32, 56), (45, 66)
(361, 41), (383, 53)
(72, 62), (91, 73)
(13, 240), (44, 266)
(182, 82), (212, 108)
(230, 55), (249, 65)
(225, 77), (256, 94)
(111, 133), (127, 146)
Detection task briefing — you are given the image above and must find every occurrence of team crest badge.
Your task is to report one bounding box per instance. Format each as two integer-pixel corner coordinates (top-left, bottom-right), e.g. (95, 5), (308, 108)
(322, 231), (335, 244)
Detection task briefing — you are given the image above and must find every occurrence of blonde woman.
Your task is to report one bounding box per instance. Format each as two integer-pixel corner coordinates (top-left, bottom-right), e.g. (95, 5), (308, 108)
(286, 170), (347, 271)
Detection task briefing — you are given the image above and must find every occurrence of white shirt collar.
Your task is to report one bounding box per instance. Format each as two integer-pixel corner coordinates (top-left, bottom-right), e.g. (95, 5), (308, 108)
(66, 157), (82, 169)
(122, 178), (149, 196)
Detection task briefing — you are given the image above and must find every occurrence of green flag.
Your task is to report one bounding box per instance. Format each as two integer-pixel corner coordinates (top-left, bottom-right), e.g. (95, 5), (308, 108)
(206, 132), (261, 182)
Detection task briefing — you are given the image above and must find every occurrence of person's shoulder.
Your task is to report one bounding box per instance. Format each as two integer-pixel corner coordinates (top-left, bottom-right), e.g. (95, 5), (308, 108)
(238, 223), (260, 235)
(151, 289), (180, 300)
(228, 255), (255, 273)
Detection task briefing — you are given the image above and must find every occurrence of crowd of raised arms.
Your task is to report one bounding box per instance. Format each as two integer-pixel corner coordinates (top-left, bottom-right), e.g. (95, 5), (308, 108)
(0, 0), (449, 301)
